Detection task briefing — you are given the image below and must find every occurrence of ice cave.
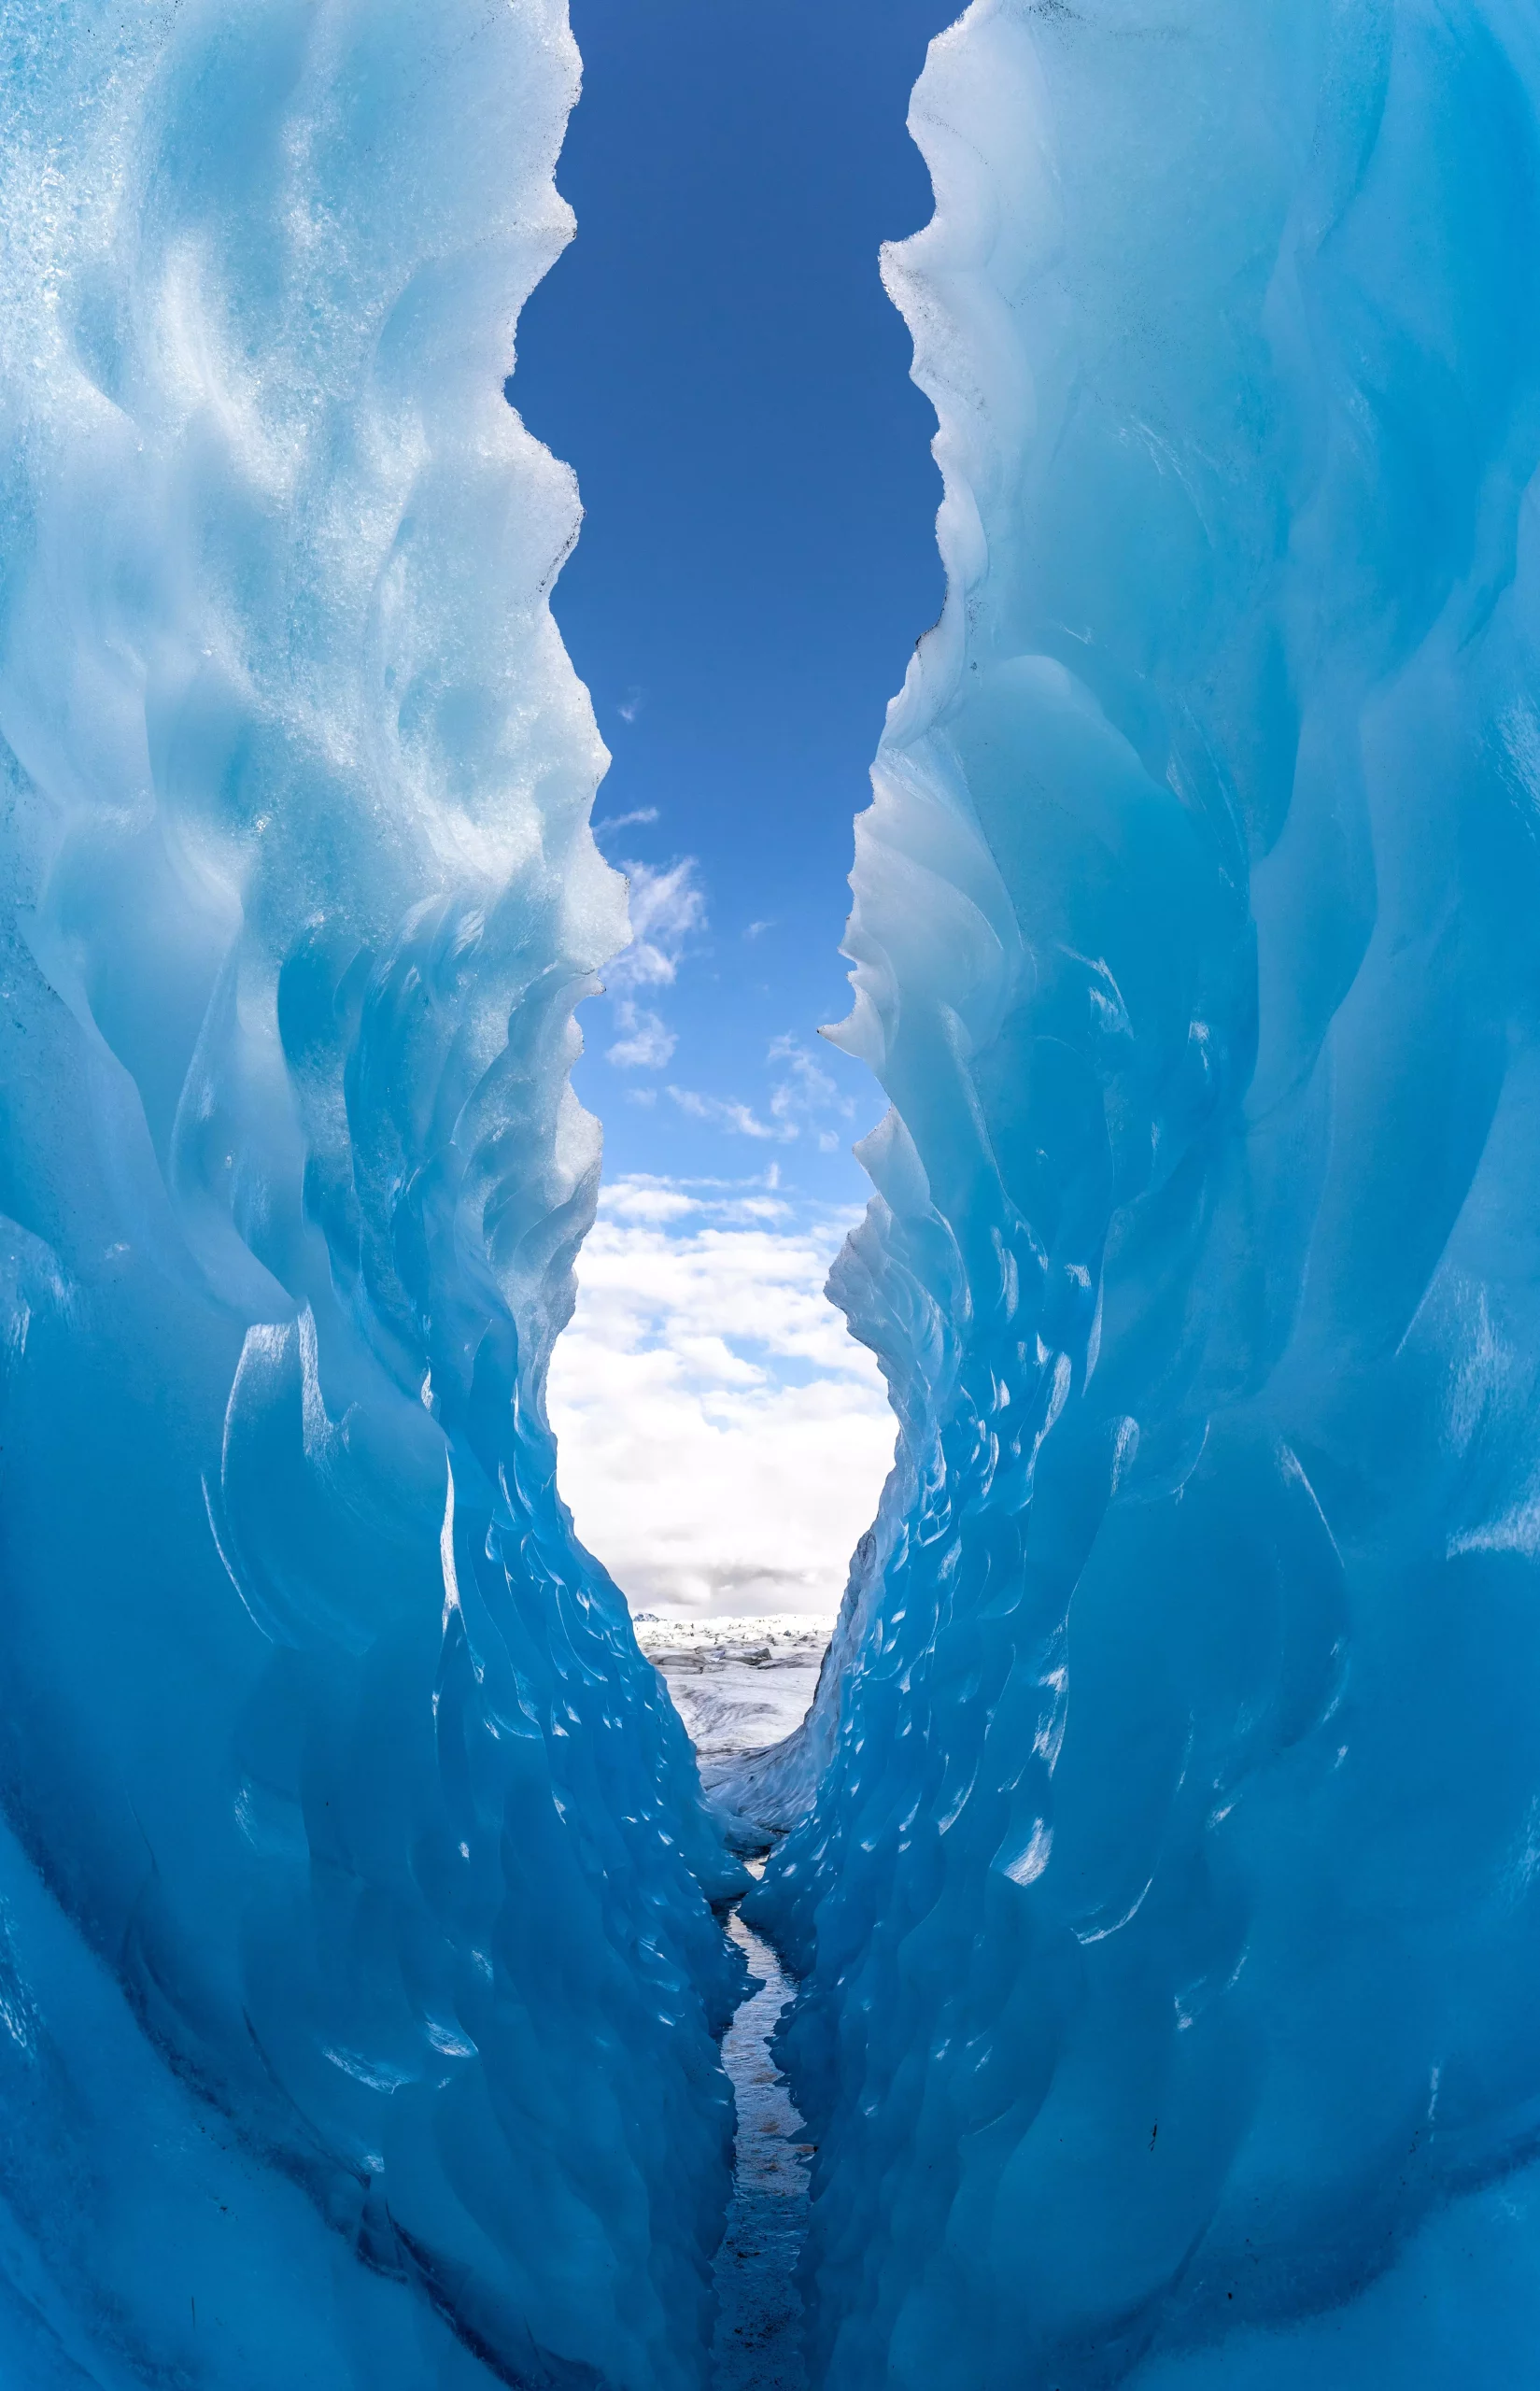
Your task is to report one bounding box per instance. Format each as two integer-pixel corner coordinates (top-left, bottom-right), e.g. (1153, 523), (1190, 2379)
(4, 1), (1540, 2385)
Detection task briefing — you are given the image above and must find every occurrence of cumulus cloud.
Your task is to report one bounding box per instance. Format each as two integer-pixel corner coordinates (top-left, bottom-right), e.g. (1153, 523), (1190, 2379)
(546, 1177), (895, 1619)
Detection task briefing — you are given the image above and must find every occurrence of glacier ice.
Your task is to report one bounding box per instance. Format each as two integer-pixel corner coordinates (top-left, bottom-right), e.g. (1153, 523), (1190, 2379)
(0, 4), (746, 2385)
(741, 1), (1540, 2385)
(10, 0), (1540, 2385)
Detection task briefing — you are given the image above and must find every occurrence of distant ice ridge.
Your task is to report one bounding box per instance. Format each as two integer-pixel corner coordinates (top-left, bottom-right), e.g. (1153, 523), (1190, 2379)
(0, 5), (743, 2386)
(747, 4), (1540, 2385)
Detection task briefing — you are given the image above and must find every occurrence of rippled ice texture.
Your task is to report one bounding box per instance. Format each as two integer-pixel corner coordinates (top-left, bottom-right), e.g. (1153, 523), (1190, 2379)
(0, 5), (743, 2386)
(748, 3), (1540, 2385)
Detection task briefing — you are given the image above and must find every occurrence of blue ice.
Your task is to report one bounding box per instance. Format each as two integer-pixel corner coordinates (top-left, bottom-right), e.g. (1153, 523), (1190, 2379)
(744, 3), (1540, 2385)
(0, 4), (741, 2384)
(7, 1), (1540, 2388)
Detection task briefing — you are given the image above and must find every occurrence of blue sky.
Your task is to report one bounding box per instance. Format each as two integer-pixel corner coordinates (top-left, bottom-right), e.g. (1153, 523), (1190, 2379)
(520, 0), (961, 1611)
(516, 0), (956, 1202)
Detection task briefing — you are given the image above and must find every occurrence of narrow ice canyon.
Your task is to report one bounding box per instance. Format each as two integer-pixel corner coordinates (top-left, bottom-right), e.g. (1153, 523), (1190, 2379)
(4, 4), (1540, 2389)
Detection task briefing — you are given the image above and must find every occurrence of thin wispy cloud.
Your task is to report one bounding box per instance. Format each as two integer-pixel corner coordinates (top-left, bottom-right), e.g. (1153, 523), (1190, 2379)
(663, 1038), (859, 1152)
(668, 1086), (795, 1142)
(600, 856), (706, 1069)
(593, 804), (658, 837)
(768, 1032), (858, 1153)
(610, 858), (706, 992)
(606, 1001), (676, 1070)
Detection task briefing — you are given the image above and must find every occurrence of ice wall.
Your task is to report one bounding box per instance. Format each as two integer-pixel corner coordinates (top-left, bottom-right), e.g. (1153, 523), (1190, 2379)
(0, 5), (743, 2385)
(752, 3), (1540, 2384)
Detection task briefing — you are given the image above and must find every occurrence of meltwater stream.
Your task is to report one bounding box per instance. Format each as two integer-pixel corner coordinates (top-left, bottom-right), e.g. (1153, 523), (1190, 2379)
(635, 1620), (822, 2391)
(710, 1885), (811, 2391)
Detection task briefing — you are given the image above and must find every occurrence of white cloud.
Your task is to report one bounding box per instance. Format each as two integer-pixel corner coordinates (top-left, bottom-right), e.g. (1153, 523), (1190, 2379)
(609, 858), (705, 993)
(668, 1085), (795, 1142)
(768, 1034), (850, 1127)
(601, 1174), (794, 1229)
(595, 856), (706, 1072)
(606, 1000), (676, 1070)
(643, 1040), (869, 1151)
(603, 1180), (701, 1225)
(594, 804), (657, 835)
(546, 1178), (894, 1619)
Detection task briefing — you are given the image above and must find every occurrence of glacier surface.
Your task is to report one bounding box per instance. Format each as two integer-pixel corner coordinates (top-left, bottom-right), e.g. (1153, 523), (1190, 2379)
(0, 5), (744, 2386)
(742, 1), (1540, 2385)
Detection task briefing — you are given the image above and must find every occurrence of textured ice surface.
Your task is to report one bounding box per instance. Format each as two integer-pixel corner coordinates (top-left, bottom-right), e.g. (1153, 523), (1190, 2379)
(0, 5), (743, 2385)
(749, 3), (1540, 2385)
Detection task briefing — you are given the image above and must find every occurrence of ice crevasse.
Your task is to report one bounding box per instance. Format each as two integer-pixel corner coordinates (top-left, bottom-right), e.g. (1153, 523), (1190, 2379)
(6, 1), (1540, 2389)
(0, 5), (744, 2387)
(743, 1), (1540, 2386)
